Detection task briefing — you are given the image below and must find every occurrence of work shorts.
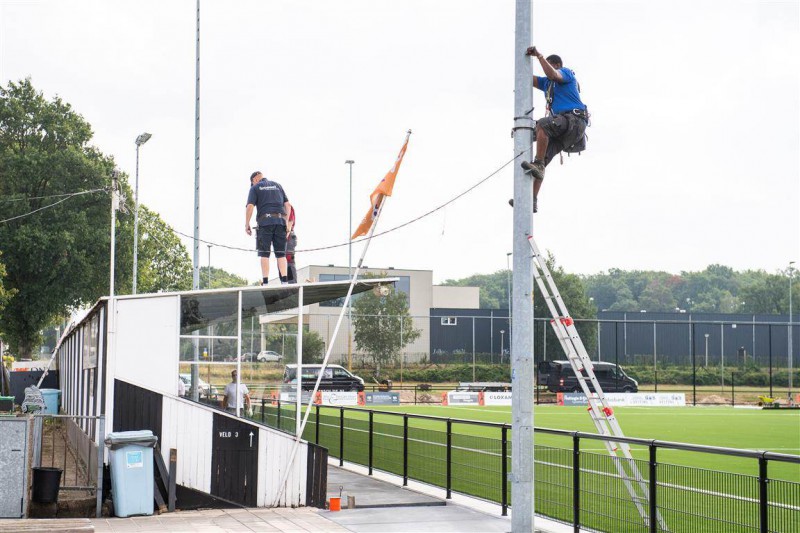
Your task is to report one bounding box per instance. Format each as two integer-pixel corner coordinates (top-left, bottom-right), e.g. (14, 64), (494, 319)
(536, 112), (587, 166)
(256, 224), (287, 258)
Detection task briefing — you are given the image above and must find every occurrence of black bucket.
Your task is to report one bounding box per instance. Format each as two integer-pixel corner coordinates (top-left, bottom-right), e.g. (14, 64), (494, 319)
(32, 467), (62, 503)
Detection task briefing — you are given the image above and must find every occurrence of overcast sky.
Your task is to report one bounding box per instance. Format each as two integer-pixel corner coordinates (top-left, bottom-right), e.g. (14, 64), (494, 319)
(2, 0), (798, 285)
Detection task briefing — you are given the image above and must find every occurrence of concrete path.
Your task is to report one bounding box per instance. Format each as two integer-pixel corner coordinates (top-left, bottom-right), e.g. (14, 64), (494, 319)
(328, 466), (445, 508)
(90, 507), (350, 532)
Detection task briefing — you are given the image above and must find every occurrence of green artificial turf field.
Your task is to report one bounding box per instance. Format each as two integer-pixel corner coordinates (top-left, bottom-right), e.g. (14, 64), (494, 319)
(260, 403), (799, 531)
(358, 404), (800, 478)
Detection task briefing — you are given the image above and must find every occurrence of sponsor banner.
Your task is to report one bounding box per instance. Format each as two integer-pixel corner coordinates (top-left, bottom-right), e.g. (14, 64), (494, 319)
(320, 390), (359, 406)
(444, 391), (481, 405)
(482, 391), (513, 406)
(559, 392), (686, 407)
(278, 391), (314, 404)
(365, 392), (400, 405)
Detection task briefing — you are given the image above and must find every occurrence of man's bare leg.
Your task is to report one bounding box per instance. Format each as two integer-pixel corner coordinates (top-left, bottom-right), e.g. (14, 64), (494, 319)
(260, 257), (270, 283)
(535, 127), (548, 162)
(277, 257), (288, 278)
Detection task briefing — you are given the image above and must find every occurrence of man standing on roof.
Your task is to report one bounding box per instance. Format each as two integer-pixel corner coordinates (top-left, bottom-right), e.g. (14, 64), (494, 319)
(245, 171), (292, 285)
(285, 204), (297, 284)
(517, 47), (588, 213)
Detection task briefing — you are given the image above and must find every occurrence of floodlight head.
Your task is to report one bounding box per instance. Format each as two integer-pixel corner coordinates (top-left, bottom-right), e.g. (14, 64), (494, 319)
(345, 160), (355, 165)
(135, 132), (152, 146)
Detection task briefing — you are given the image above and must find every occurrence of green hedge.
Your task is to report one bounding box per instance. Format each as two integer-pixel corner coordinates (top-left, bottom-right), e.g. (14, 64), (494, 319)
(624, 366), (799, 387)
(378, 364), (511, 383)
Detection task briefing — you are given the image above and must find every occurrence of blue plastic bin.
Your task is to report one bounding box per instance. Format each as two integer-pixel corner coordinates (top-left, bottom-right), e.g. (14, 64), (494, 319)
(40, 388), (61, 414)
(105, 430), (158, 517)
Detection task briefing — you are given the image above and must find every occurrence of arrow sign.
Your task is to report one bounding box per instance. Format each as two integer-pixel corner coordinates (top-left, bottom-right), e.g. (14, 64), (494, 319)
(249, 431), (254, 447)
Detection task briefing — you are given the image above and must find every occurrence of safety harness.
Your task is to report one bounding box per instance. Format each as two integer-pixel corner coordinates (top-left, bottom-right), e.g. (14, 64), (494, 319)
(543, 71), (590, 163)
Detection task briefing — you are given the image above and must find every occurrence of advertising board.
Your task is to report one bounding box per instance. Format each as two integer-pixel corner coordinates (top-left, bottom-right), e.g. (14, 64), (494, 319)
(559, 392), (686, 407)
(365, 392), (400, 405)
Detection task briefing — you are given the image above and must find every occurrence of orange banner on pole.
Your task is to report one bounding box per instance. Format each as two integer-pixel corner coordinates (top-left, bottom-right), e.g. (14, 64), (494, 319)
(351, 131), (411, 239)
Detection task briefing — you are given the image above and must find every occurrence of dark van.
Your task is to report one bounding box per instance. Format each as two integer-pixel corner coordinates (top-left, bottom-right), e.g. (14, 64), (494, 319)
(282, 364), (365, 392)
(537, 360), (638, 393)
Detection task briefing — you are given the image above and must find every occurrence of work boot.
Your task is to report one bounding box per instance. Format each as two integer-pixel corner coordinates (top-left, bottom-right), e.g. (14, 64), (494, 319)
(521, 160), (545, 180)
(508, 198), (538, 213)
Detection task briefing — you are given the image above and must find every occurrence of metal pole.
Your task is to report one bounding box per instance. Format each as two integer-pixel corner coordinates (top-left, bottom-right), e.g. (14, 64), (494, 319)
(506, 252), (512, 348)
(653, 321), (658, 393)
(705, 334), (709, 367)
(296, 286), (304, 435)
(511, 1), (534, 530)
(789, 261), (795, 404)
(192, 0), (201, 291)
(133, 143), (140, 294)
(207, 244), (212, 288)
(721, 323), (725, 391)
(346, 160), (355, 371)
(109, 170), (119, 297)
(472, 316), (476, 381)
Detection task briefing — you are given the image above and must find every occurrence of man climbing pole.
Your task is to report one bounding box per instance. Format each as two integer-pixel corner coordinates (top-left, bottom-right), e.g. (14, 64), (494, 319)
(514, 46), (588, 213)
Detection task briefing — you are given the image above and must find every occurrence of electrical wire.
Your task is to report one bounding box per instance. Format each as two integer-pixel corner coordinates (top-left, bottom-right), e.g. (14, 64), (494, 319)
(0, 188), (108, 224)
(169, 151), (525, 254)
(0, 188), (107, 203)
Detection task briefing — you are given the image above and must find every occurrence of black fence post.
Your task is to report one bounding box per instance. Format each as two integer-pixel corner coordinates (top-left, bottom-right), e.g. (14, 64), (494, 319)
(649, 442), (657, 533)
(501, 425), (508, 516)
(260, 397), (265, 425)
(315, 404), (320, 444)
(731, 371), (735, 406)
(368, 410), (374, 475)
(758, 454), (768, 533)
(339, 407), (345, 466)
(768, 325), (774, 398)
(414, 385), (417, 405)
(277, 398), (282, 430)
(573, 433), (581, 533)
(692, 322), (697, 406)
(446, 419), (452, 499)
(403, 414), (409, 486)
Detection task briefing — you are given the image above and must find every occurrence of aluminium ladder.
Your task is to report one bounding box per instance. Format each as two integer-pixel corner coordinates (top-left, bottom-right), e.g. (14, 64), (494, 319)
(528, 236), (667, 531)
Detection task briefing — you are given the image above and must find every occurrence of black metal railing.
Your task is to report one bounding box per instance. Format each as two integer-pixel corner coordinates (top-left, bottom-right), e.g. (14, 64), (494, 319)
(252, 400), (799, 532)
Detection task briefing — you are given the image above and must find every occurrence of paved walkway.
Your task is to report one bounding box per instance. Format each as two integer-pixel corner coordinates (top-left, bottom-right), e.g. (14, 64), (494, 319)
(70, 462), (568, 532)
(91, 508), (349, 532)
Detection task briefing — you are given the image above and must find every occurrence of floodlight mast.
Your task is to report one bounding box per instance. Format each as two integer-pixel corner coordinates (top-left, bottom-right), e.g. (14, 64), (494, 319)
(511, 0), (535, 531)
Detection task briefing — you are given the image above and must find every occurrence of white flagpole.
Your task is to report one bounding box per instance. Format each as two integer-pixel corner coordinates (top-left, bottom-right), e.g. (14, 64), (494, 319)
(271, 196), (389, 506)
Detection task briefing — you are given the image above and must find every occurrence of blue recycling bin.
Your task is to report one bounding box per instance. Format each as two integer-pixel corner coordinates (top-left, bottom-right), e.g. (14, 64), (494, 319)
(105, 430), (158, 517)
(40, 388), (61, 414)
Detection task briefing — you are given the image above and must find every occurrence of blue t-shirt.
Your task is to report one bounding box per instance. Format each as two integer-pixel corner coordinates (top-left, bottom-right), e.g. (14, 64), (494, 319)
(535, 68), (586, 115)
(247, 178), (289, 226)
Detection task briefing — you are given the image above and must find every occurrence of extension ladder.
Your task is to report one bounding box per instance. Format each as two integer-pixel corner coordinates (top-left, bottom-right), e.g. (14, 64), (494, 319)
(528, 236), (667, 531)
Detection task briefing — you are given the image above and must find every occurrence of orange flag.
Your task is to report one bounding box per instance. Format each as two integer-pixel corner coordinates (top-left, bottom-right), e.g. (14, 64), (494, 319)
(351, 131), (411, 239)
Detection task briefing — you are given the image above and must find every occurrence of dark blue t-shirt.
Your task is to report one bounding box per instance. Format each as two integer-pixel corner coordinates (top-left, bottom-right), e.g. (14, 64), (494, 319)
(535, 68), (586, 114)
(247, 178), (289, 226)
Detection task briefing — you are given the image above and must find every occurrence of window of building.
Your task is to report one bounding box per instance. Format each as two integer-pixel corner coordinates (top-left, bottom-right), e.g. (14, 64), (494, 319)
(441, 317), (458, 326)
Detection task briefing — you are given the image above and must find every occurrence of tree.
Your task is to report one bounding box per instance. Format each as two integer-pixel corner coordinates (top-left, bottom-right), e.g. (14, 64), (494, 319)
(0, 79), (190, 357)
(442, 270), (510, 309)
(0, 79), (119, 357)
(262, 324), (326, 363)
(199, 265), (248, 290)
(0, 254), (14, 316)
(126, 206), (192, 293)
(534, 253), (597, 358)
(353, 276), (421, 376)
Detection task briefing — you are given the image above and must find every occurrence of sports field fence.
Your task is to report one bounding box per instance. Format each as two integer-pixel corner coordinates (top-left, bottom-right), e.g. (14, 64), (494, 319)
(250, 402), (800, 533)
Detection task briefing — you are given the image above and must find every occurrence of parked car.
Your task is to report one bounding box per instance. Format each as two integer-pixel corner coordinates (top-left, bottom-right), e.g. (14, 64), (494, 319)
(282, 364), (365, 392)
(536, 361), (638, 393)
(257, 350), (283, 363)
(179, 373), (219, 398)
